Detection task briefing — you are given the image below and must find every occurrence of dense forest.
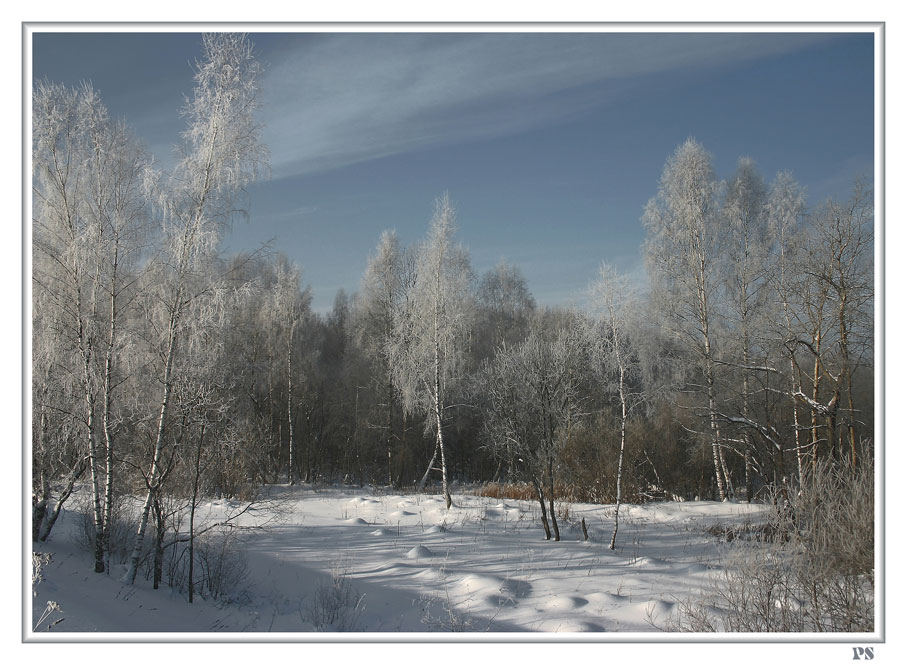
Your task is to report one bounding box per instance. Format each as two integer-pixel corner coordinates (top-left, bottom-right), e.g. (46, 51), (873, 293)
(32, 33), (874, 589)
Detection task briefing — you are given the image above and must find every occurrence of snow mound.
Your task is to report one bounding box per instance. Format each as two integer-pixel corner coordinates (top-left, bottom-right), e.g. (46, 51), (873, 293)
(586, 591), (630, 606)
(404, 545), (433, 559)
(481, 503), (525, 520)
(571, 620), (607, 632)
(341, 517), (369, 525)
(543, 595), (589, 611)
(456, 573), (503, 594)
(423, 525), (447, 534)
(413, 568), (443, 582)
(457, 574), (532, 608)
(631, 599), (677, 625)
(388, 510), (415, 519)
(369, 528), (393, 536)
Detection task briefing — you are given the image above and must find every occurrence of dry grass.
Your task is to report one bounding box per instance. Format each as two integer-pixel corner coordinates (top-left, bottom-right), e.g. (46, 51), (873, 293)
(472, 481), (599, 507)
(473, 482), (536, 501)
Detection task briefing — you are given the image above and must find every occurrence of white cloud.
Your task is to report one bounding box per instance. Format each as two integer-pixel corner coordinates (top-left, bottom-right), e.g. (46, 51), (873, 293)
(260, 32), (835, 178)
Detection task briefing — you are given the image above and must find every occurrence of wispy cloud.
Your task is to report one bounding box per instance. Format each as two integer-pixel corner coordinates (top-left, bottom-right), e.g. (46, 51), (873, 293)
(260, 32), (835, 178)
(271, 204), (319, 219)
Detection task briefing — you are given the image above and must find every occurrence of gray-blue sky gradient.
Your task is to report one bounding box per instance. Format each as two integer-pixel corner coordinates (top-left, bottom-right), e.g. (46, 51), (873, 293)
(32, 31), (874, 312)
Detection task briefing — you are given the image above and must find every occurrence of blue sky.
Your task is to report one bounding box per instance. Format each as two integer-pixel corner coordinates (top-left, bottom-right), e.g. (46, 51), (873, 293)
(32, 31), (875, 312)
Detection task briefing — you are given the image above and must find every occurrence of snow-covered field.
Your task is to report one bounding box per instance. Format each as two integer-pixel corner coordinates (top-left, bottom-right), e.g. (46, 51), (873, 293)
(30, 485), (770, 635)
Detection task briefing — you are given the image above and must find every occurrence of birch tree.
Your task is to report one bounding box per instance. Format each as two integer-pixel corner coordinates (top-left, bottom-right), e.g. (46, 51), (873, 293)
(390, 194), (474, 509)
(32, 81), (96, 545)
(88, 122), (150, 572)
(643, 139), (730, 500)
(765, 171), (808, 484)
(357, 230), (408, 486)
(476, 261), (536, 353)
(31, 297), (86, 543)
(798, 182), (874, 465)
(33, 82), (151, 568)
(482, 314), (585, 540)
(123, 33), (267, 584)
(174, 280), (233, 598)
(271, 260), (307, 484)
(722, 157), (769, 501)
(589, 265), (645, 548)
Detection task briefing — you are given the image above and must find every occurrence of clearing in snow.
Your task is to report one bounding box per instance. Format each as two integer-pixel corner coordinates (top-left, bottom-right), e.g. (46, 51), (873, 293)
(30, 485), (770, 634)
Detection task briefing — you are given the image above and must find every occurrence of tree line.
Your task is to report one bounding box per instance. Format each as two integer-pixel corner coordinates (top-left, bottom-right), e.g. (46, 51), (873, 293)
(32, 34), (873, 578)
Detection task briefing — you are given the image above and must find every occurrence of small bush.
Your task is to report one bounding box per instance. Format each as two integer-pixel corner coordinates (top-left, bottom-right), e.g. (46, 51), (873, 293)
(706, 521), (775, 543)
(73, 496), (143, 567)
(671, 547), (809, 632)
(304, 564), (365, 631)
(191, 528), (251, 604)
(673, 446), (874, 632)
(32, 551), (53, 595)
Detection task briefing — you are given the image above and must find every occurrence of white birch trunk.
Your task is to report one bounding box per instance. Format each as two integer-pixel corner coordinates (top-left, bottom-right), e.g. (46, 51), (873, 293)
(701, 294), (727, 501)
(434, 307), (451, 509)
(287, 320), (296, 485)
(122, 307), (179, 584)
(417, 442), (438, 491)
(610, 339), (628, 550)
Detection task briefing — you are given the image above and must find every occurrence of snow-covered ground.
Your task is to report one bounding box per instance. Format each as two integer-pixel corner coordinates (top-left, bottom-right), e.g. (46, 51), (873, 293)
(30, 485), (770, 636)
